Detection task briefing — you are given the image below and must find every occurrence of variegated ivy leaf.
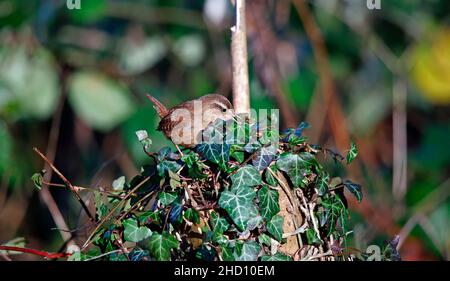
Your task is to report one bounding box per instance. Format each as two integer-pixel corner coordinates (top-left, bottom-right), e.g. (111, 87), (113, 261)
(234, 241), (261, 261)
(218, 185), (257, 231)
(123, 218), (152, 243)
(230, 165), (262, 190)
(148, 232), (179, 261)
(276, 152), (318, 187)
(258, 185), (280, 221)
(346, 142), (358, 164)
(159, 192), (177, 206)
(265, 166), (278, 187)
(267, 215), (284, 242)
(261, 253), (293, 261)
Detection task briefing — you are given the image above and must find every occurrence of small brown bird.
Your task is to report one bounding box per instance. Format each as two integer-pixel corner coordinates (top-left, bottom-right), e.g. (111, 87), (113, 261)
(146, 94), (233, 147)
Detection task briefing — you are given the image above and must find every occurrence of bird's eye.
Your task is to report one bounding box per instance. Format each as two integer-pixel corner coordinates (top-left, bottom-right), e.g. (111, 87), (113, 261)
(222, 108), (227, 112)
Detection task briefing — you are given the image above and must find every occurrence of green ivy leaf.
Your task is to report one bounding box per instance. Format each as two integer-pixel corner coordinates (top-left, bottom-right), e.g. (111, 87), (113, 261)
(265, 166), (278, 186)
(258, 185), (280, 221)
(306, 228), (321, 245)
(210, 211), (230, 235)
(137, 210), (161, 225)
(316, 172), (329, 196)
(258, 233), (272, 247)
(230, 165), (262, 189)
(346, 142), (358, 164)
(276, 152), (317, 187)
(157, 160), (181, 177)
(184, 208), (200, 225)
(267, 215), (284, 242)
(220, 246), (235, 261)
(159, 192), (177, 206)
(322, 194), (348, 235)
(123, 218), (152, 243)
(343, 180), (363, 202)
(261, 253), (293, 261)
(218, 186), (256, 231)
(234, 241), (261, 261)
(148, 232), (179, 261)
(197, 143), (230, 169)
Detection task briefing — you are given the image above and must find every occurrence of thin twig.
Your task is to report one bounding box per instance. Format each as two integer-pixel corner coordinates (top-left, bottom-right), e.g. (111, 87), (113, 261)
(33, 147), (95, 222)
(81, 176), (151, 250)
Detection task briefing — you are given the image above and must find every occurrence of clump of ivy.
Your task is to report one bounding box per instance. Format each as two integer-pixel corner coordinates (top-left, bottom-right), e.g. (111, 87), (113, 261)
(33, 116), (365, 261)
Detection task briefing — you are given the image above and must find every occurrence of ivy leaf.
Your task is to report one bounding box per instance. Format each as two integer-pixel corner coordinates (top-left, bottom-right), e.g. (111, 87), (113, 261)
(234, 241), (261, 261)
(128, 247), (150, 261)
(246, 205), (263, 231)
(137, 210), (161, 225)
(148, 232), (179, 261)
(210, 211), (230, 235)
(265, 166), (278, 187)
(230, 165), (262, 189)
(184, 208), (200, 224)
(169, 199), (183, 224)
(322, 194), (348, 235)
(276, 152), (317, 187)
(230, 145), (245, 163)
(220, 246), (235, 261)
(159, 192), (177, 206)
(252, 145), (277, 171)
(197, 143), (230, 169)
(258, 233), (272, 247)
(258, 185), (280, 221)
(316, 172), (329, 196)
(218, 186), (256, 231)
(261, 253), (293, 261)
(306, 228), (321, 245)
(346, 142), (358, 164)
(123, 218), (152, 243)
(157, 160), (181, 177)
(267, 215), (284, 242)
(343, 180), (363, 202)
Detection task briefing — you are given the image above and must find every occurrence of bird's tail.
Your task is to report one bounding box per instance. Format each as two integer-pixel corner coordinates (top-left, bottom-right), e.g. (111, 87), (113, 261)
(146, 94), (169, 118)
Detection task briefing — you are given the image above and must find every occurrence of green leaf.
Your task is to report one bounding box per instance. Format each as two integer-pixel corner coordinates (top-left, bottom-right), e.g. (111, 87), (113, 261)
(67, 71), (135, 132)
(230, 145), (245, 163)
(277, 152), (318, 187)
(346, 142), (358, 164)
(31, 170), (45, 190)
(123, 218), (152, 243)
(210, 211), (230, 235)
(157, 160), (181, 177)
(220, 246), (235, 261)
(258, 233), (272, 247)
(316, 172), (329, 196)
(265, 166), (278, 187)
(184, 208), (200, 224)
(267, 215), (284, 242)
(343, 180), (363, 202)
(261, 253), (293, 261)
(218, 186), (256, 231)
(197, 143), (230, 169)
(235, 241), (261, 261)
(306, 228), (321, 245)
(159, 192), (177, 206)
(148, 232), (179, 261)
(258, 185), (280, 221)
(230, 165), (262, 189)
(322, 194), (348, 235)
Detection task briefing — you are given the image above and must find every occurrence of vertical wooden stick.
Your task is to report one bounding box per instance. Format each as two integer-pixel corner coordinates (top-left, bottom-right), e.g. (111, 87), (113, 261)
(231, 0), (250, 114)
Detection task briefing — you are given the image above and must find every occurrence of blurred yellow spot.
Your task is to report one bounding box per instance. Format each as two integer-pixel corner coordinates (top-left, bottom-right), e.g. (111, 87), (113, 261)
(410, 27), (450, 104)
